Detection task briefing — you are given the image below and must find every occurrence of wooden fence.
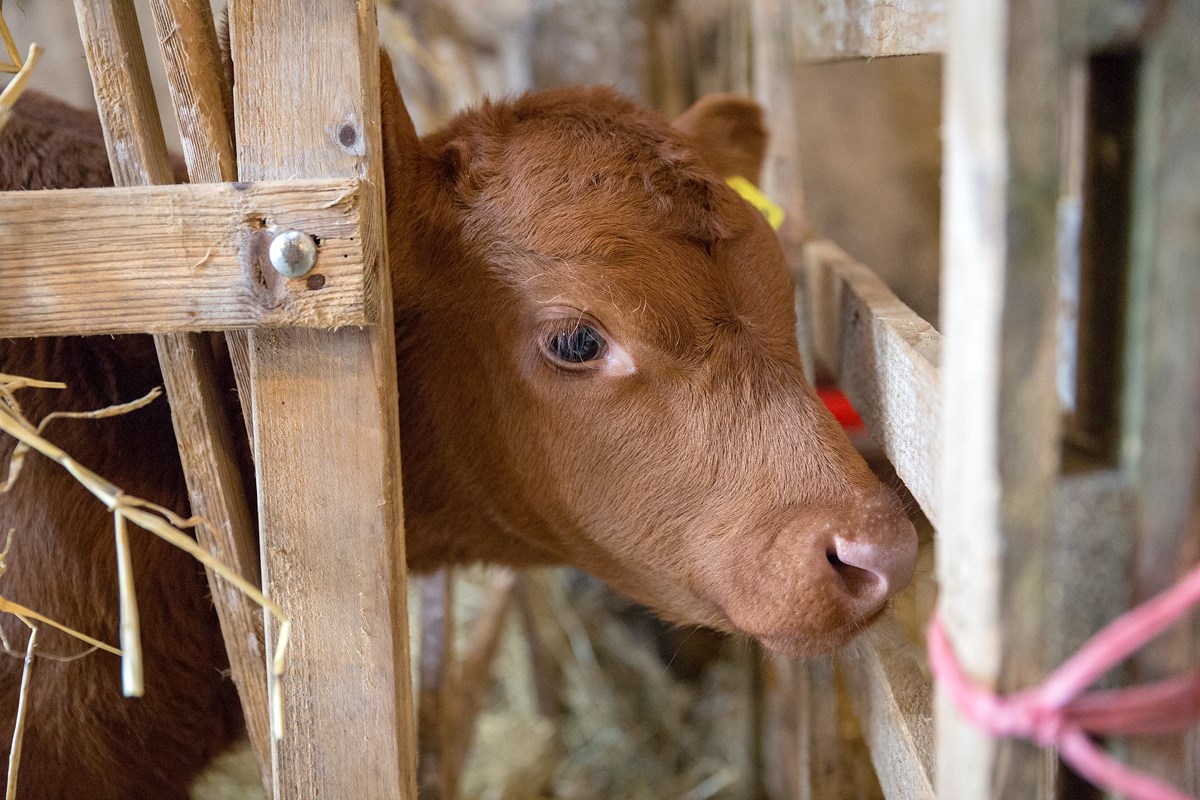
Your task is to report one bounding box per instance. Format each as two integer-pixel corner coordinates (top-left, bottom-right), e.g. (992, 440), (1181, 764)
(2, 0), (1197, 798)
(767, 0), (1200, 797)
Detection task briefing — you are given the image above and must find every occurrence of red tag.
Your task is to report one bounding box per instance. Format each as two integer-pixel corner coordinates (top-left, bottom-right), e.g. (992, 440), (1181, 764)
(818, 387), (864, 431)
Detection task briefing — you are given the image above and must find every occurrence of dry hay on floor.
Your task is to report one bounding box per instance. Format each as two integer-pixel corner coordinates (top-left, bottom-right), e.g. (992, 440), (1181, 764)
(192, 566), (757, 800)
(456, 568), (756, 800)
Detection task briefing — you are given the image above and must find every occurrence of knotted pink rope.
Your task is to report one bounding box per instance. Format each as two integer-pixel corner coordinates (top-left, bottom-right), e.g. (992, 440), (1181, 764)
(928, 561), (1200, 800)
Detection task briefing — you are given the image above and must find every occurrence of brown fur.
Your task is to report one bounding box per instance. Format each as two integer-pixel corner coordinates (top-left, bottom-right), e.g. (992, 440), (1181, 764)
(0, 56), (914, 797)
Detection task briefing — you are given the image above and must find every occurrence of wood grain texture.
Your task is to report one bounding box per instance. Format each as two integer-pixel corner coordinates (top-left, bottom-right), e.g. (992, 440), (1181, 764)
(935, 0), (1063, 795)
(229, 0), (416, 796)
(71, 0), (273, 791)
(803, 240), (941, 526)
(150, 333), (271, 773)
(789, 0), (944, 61)
(145, 0), (258, 480)
(147, 0), (236, 185)
(836, 628), (935, 800)
(0, 179), (372, 337)
(72, 0), (173, 187)
(72, 0), (273, 790)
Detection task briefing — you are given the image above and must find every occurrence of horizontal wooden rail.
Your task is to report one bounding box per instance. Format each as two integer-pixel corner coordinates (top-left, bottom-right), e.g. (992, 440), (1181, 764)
(801, 239), (942, 526)
(791, 0), (944, 61)
(0, 178), (377, 338)
(836, 624), (935, 800)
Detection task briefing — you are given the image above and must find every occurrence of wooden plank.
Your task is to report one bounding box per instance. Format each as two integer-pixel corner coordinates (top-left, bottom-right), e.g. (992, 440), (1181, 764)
(746, 0), (819, 382)
(795, 657), (846, 800)
(72, 0), (173, 187)
(836, 626), (934, 800)
(151, 334), (272, 784)
(0, 179), (374, 338)
(1119, 0), (1200, 788)
(144, 0), (258, 458)
(147, 0), (236, 185)
(789, 0), (944, 62)
(802, 240), (942, 526)
(935, 0), (1064, 795)
(70, 0), (272, 791)
(228, 1), (416, 797)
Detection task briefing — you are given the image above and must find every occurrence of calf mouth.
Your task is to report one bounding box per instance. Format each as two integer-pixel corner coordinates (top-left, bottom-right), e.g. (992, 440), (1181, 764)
(700, 585), (892, 659)
(748, 603), (891, 659)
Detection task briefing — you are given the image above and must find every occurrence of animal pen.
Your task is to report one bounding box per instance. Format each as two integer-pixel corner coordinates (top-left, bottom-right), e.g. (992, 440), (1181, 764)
(0, 1), (1197, 799)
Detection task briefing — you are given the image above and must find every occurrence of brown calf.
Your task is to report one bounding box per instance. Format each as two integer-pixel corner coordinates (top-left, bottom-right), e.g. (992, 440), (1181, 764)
(0, 62), (916, 798)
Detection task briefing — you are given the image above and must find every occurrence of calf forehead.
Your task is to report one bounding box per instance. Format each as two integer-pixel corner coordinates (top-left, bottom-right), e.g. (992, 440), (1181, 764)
(453, 90), (795, 348)
(490, 212), (797, 360)
(463, 91), (736, 237)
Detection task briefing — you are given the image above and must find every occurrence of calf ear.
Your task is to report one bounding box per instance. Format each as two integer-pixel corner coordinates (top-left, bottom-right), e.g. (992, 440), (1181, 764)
(672, 94), (768, 184)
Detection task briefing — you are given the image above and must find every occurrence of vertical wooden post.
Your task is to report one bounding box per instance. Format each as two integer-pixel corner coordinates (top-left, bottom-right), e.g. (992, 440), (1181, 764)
(71, 0), (273, 791)
(227, 1), (416, 796)
(936, 0), (1063, 796)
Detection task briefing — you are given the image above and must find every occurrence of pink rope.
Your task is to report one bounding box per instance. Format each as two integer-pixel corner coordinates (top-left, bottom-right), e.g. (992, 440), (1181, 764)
(928, 561), (1200, 800)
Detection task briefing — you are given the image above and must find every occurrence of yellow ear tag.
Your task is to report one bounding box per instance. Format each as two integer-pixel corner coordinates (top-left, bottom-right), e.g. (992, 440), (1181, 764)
(726, 175), (785, 231)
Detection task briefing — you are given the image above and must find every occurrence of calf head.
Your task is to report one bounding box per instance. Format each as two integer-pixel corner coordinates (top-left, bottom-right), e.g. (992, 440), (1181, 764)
(381, 66), (916, 657)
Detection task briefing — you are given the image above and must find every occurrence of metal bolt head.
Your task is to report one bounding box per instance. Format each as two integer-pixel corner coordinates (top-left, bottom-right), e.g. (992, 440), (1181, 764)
(268, 230), (318, 278)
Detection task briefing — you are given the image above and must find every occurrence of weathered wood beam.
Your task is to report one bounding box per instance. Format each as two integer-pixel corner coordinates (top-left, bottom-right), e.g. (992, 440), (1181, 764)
(836, 627), (935, 800)
(70, 1), (271, 793)
(802, 239), (942, 526)
(0, 178), (373, 338)
(229, 0), (416, 796)
(146, 0), (257, 455)
(789, 0), (944, 62)
(935, 0), (1064, 793)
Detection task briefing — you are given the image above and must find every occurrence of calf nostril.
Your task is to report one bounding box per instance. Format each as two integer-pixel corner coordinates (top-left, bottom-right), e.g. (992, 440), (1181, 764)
(826, 546), (883, 600)
(825, 548), (841, 569)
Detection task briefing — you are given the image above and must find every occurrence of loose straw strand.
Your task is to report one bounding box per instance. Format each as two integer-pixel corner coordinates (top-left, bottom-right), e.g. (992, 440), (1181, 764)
(5, 622), (37, 800)
(0, 0), (42, 135)
(113, 512), (142, 697)
(0, 1), (22, 70)
(0, 376), (290, 740)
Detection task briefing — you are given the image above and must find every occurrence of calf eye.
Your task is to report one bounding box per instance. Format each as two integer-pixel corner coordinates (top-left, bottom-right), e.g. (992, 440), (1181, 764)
(545, 325), (607, 365)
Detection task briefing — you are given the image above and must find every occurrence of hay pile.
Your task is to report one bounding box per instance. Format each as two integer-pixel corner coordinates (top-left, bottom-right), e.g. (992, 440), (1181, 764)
(191, 566), (758, 800)
(453, 568), (755, 800)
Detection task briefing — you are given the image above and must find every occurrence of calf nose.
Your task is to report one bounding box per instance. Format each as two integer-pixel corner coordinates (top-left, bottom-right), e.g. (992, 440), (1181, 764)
(826, 529), (917, 614)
